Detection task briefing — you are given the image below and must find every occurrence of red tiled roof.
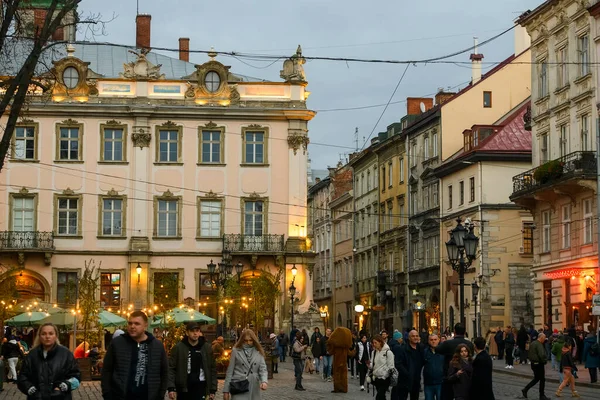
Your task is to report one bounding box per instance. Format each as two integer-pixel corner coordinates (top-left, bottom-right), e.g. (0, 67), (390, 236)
(478, 101), (531, 152)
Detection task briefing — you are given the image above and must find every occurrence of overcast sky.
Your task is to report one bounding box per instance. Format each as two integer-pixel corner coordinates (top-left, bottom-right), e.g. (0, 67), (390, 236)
(83, 0), (543, 169)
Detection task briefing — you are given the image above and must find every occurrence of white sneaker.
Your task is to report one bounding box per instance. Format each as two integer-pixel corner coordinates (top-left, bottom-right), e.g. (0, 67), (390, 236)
(505, 365), (510, 368)
(510, 365), (514, 369)
(361, 386), (365, 391)
(351, 375), (354, 379)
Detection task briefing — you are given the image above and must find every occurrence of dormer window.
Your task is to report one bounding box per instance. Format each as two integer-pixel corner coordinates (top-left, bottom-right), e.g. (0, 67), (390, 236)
(463, 126), (496, 152)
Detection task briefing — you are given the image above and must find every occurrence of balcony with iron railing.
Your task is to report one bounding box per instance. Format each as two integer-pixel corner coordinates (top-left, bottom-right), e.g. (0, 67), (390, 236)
(0, 231), (54, 251)
(511, 151), (597, 201)
(223, 234), (285, 253)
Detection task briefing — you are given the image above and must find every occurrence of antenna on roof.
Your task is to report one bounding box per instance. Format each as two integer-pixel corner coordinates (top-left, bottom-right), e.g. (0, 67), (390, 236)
(354, 127), (359, 151)
(137, 0), (140, 15)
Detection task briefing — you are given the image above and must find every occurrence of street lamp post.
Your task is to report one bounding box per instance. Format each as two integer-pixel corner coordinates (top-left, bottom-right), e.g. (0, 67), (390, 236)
(208, 251), (243, 336)
(471, 281), (480, 337)
(445, 218), (479, 327)
(289, 264), (298, 330)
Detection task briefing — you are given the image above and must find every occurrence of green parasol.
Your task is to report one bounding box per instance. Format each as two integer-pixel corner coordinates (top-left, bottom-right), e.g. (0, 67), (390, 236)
(38, 310), (77, 327)
(4, 311), (51, 327)
(150, 307), (216, 328)
(98, 310), (126, 328)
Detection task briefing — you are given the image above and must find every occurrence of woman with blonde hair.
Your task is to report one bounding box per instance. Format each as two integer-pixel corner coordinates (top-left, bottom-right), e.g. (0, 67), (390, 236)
(223, 329), (268, 399)
(18, 323), (80, 399)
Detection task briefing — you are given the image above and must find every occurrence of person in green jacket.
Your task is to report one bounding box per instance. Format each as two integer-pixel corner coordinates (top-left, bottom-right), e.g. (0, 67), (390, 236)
(522, 333), (550, 400)
(551, 335), (566, 383)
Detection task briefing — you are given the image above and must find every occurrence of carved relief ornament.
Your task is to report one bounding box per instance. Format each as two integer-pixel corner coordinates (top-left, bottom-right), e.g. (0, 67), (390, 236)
(280, 45), (306, 83)
(49, 54), (103, 99)
(287, 132), (310, 155)
(132, 127), (151, 149)
(120, 48), (165, 80)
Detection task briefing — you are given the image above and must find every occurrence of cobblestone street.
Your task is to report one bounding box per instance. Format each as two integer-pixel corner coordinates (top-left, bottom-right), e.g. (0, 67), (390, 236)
(1, 358), (599, 400)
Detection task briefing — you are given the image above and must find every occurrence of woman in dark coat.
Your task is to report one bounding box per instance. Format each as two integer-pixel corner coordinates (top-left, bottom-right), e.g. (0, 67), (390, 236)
(18, 323), (80, 400)
(447, 344), (473, 400)
(516, 325), (529, 364)
(311, 336), (323, 373)
(582, 332), (600, 384)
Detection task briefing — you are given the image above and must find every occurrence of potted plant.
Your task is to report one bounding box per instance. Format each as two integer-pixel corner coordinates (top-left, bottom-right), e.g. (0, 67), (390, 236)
(533, 159), (564, 184)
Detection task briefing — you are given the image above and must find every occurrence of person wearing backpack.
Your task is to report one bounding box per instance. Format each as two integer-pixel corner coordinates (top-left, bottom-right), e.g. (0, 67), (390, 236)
(369, 335), (395, 400)
(551, 335), (566, 383)
(582, 331), (599, 383)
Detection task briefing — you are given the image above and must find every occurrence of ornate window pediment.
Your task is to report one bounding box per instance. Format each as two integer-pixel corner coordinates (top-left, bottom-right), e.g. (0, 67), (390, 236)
(182, 54), (240, 105)
(48, 50), (102, 99)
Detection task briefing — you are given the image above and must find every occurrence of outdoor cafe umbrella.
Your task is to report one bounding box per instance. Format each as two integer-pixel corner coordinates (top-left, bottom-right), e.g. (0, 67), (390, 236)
(38, 310), (77, 327)
(15, 298), (63, 314)
(98, 310), (126, 328)
(151, 308), (216, 328)
(4, 311), (50, 327)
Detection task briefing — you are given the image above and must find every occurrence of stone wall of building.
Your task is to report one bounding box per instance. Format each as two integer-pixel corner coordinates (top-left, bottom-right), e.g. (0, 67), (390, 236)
(509, 263), (534, 328)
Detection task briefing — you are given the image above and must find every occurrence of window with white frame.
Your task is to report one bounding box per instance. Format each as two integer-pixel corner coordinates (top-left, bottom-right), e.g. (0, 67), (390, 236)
(562, 204), (571, 249)
(101, 198), (124, 236)
(581, 114), (589, 151)
(388, 162), (393, 187)
(540, 133), (548, 163)
(559, 124), (568, 157)
(13, 125), (36, 160)
(243, 131), (266, 164)
(423, 186), (429, 209)
(432, 182), (439, 206)
(557, 47), (568, 88)
(539, 60), (548, 98)
(56, 197), (80, 236)
(199, 199), (222, 238)
(157, 130), (180, 162)
(244, 200), (264, 236)
(542, 210), (551, 253)
(412, 143), (417, 167)
(102, 127), (125, 162)
(156, 199), (179, 237)
(200, 130), (223, 163)
(579, 34), (590, 77)
(583, 198), (593, 244)
(58, 126), (81, 161)
(424, 136), (429, 159)
(367, 171), (371, 191)
(399, 158), (404, 183)
(432, 132), (438, 157)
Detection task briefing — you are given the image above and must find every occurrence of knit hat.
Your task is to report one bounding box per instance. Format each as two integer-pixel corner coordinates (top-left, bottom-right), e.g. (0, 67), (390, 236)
(393, 331), (403, 340)
(269, 333), (277, 339)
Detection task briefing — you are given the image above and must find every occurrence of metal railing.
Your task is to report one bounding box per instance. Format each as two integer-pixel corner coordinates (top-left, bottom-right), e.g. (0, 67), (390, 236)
(512, 151), (596, 196)
(0, 231), (54, 250)
(223, 234), (285, 253)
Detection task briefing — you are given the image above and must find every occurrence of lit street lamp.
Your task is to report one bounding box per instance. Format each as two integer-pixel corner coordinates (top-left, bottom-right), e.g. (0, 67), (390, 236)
(445, 218), (479, 327)
(207, 251), (243, 336)
(289, 281), (296, 330)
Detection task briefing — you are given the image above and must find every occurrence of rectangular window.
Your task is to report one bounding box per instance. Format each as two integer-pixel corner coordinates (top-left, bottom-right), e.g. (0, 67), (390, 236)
(459, 181), (464, 205)
(483, 91), (492, 108)
(200, 130), (222, 163)
(539, 60), (548, 97)
(411, 191), (418, 215)
(399, 201), (405, 226)
(432, 132), (438, 157)
(562, 205), (571, 249)
(367, 171), (371, 190)
(199, 199), (222, 238)
(244, 131), (265, 164)
(559, 124), (568, 157)
(102, 127), (125, 161)
(101, 198), (123, 236)
(13, 126), (36, 160)
(158, 129), (179, 162)
(542, 210), (551, 253)
(425, 238), (431, 265)
(423, 186), (429, 209)
(424, 136), (430, 159)
(469, 177), (475, 202)
(432, 182), (439, 206)
(11, 197), (35, 232)
(153, 272), (179, 305)
(58, 126), (81, 161)
(399, 158), (404, 183)
(583, 198), (593, 244)
(156, 199), (179, 237)
(522, 222), (534, 255)
(448, 185), (453, 209)
(412, 143), (417, 167)
(388, 162), (393, 187)
(100, 273), (121, 308)
(244, 200), (264, 235)
(381, 166), (386, 190)
(57, 271), (78, 305)
(540, 133), (548, 163)
(557, 47), (568, 87)
(579, 35), (590, 77)
(581, 114), (589, 151)
(56, 197), (79, 236)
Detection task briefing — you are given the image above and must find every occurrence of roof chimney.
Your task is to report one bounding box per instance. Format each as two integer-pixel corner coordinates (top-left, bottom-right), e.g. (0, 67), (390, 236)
(435, 90), (456, 106)
(136, 14), (151, 50)
(470, 37), (484, 84)
(179, 38), (190, 62)
(406, 97), (433, 116)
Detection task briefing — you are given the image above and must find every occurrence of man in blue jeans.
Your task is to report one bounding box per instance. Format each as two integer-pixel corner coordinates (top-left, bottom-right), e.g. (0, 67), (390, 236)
(423, 334), (444, 400)
(321, 328), (333, 381)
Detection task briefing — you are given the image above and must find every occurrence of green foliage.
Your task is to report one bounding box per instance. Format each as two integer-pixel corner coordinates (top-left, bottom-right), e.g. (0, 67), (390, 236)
(533, 159), (564, 184)
(249, 267), (282, 332)
(79, 260), (101, 347)
(152, 272), (181, 309)
(160, 318), (187, 355)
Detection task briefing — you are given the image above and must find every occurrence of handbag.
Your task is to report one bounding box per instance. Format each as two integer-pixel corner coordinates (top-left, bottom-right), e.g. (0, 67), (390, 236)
(229, 351), (254, 395)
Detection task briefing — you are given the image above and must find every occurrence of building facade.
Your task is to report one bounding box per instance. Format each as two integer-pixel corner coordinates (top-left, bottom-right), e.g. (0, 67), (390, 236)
(511, 0), (599, 332)
(0, 12), (315, 338)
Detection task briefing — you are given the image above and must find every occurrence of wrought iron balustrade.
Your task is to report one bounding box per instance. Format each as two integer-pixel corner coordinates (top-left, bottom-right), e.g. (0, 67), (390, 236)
(512, 151), (596, 196)
(223, 234), (285, 253)
(0, 231), (54, 250)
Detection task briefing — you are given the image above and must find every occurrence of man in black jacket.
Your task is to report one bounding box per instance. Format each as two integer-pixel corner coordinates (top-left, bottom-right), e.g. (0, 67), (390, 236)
(390, 331), (409, 400)
(168, 322), (217, 400)
(101, 311), (168, 400)
(436, 323), (474, 400)
(471, 336), (495, 400)
(405, 330), (425, 400)
(494, 327), (505, 360)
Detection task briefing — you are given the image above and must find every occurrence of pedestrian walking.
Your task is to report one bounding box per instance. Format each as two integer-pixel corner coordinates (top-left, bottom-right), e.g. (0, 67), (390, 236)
(517, 325), (530, 365)
(289, 326), (299, 357)
(17, 323), (80, 400)
(277, 330), (288, 362)
(348, 331), (358, 379)
(582, 331), (599, 383)
(1, 336), (22, 383)
(543, 324), (552, 359)
(552, 334), (566, 382)
(504, 326), (516, 368)
(269, 333), (280, 374)
(423, 334), (444, 400)
(167, 322), (217, 400)
(312, 336), (323, 373)
(470, 337), (494, 400)
(321, 328), (333, 381)
(101, 311), (168, 400)
(521, 333), (549, 400)
(223, 329), (268, 399)
(556, 342), (580, 398)
(310, 327), (323, 346)
(487, 329), (499, 360)
(291, 331), (308, 391)
(369, 334), (395, 400)
(447, 344), (473, 400)
(436, 323), (474, 400)
(390, 331), (409, 400)
(406, 329), (425, 400)
(357, 333), (372, 391)
(495, 327), (505, 361)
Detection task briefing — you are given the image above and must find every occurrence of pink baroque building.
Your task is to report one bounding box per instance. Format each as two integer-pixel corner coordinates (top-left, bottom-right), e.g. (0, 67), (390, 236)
(0, 13), (315, 338)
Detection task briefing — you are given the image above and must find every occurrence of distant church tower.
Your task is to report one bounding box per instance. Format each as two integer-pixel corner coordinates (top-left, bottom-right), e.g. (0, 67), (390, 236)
(10, 0), (77, 42)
